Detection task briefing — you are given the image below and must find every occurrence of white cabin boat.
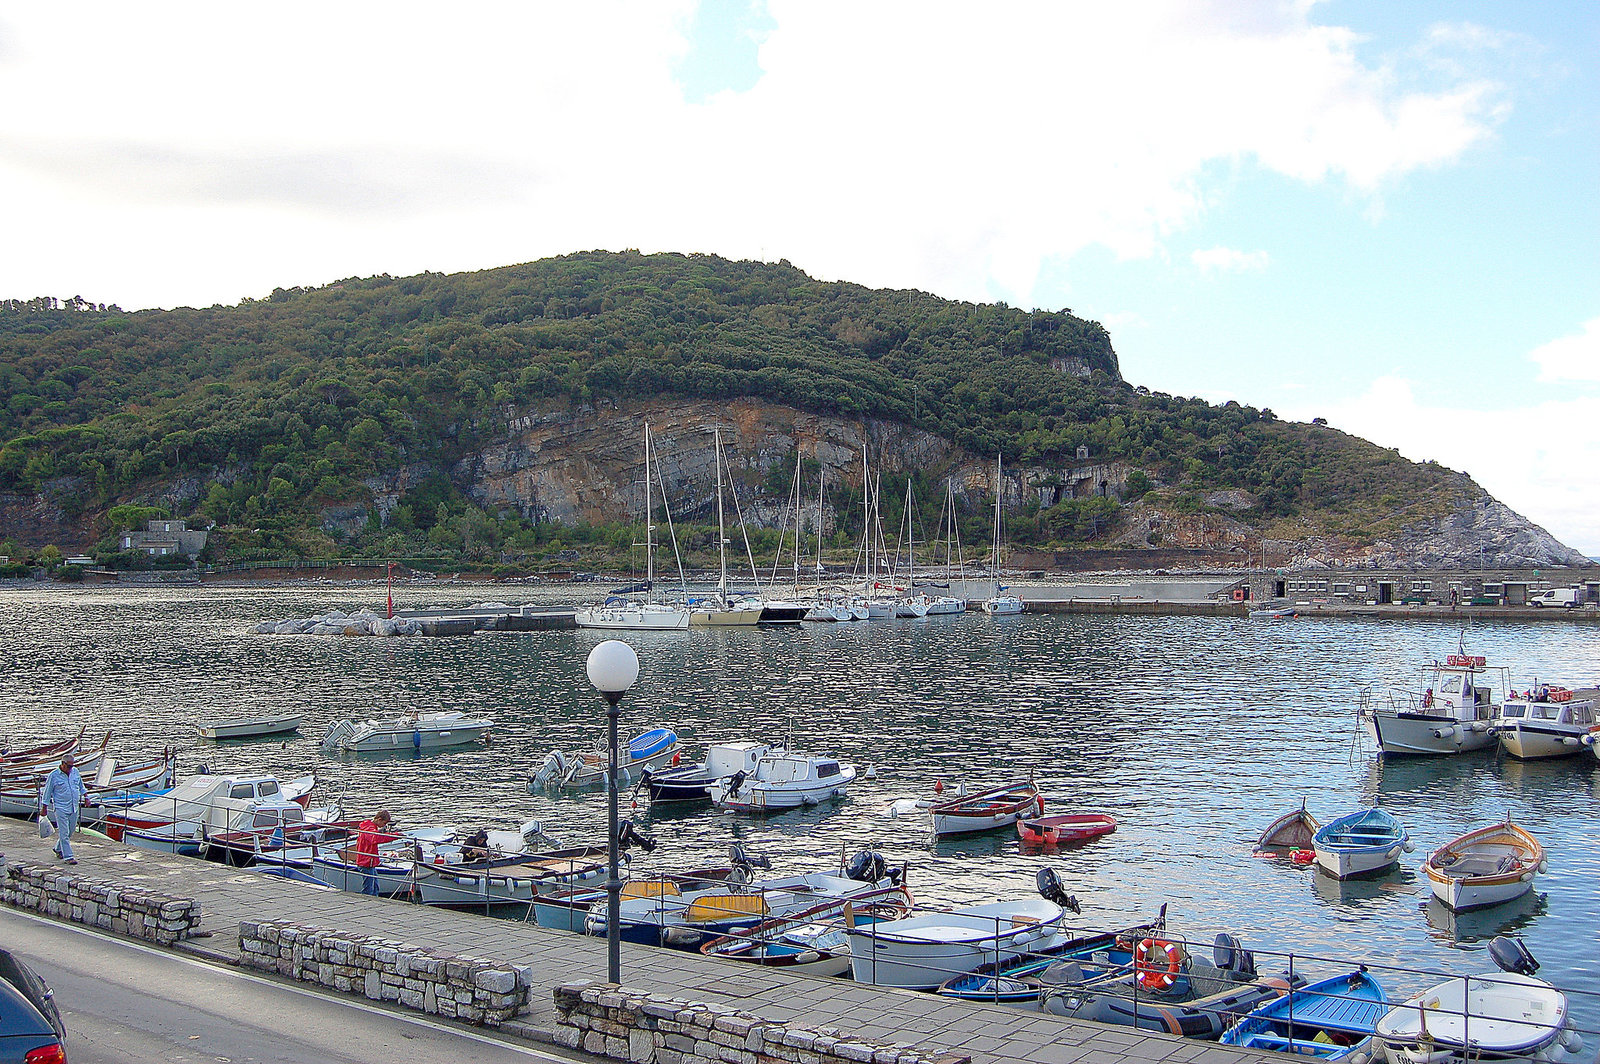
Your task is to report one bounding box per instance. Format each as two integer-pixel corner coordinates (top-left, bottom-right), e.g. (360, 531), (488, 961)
(1374, 969), (1583, 1064)
(844, 896), (1066, 989)
(707, 752), (856, 812)
(197, 712), (302, 739)
(1362, 653), (1507, 756)
(320, 710), (493, 754)
(1496, 687), (1597, 760)
(574, 601), (691, 630)
(103, 772), (314, 842)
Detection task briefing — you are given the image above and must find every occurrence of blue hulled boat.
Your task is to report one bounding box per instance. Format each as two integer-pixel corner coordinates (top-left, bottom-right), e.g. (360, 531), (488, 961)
(1221, 969), (1388, 1058)
(1312, 809), (1411, 879)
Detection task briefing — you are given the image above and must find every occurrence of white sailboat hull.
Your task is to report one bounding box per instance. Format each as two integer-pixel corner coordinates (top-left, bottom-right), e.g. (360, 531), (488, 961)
(982, 597), (1023, 615)
(574, 604), (691, 630)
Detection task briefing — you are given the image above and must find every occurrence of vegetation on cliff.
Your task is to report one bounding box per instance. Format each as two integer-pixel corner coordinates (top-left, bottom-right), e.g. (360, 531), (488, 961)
(0, 251), (1474, 568)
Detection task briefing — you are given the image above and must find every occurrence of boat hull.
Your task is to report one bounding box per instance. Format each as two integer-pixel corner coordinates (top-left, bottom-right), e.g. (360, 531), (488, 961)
(198, 715), (302, 739)
(1045, 976), (1299, 1038)
(845, 898), (1065, 990)
(1367, 712), (1497, 756)
(1424, 822), (1543, 913)
(573, 604), (691, 630)
(1018, 813), (1116, 846)
(1497, 722), (1588, 760)
(982, 597), (1023, 615)
(1313, 810), (1411, 880)
(1374, 972), (1581, 1063)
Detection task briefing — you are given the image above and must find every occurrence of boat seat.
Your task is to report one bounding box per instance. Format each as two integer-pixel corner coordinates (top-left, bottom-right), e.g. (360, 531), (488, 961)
(1243, 1033), (1341, 1058)
(622, 881), (681, 899)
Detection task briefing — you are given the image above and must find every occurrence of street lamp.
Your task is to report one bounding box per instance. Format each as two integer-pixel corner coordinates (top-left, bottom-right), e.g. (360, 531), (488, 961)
(585, 639), (639, 985)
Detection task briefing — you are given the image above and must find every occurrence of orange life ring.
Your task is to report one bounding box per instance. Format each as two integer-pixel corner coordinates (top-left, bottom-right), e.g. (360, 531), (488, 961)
(1136, 937), (1182, 991)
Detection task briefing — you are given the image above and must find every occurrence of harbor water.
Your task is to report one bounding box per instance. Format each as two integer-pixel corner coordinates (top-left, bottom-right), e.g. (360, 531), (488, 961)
(2, 585), (1597, 1037)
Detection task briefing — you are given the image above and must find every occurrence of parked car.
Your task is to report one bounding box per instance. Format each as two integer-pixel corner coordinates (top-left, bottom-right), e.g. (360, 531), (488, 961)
(0, 949), (65, 1064)
(1529, 588), (1580, 608)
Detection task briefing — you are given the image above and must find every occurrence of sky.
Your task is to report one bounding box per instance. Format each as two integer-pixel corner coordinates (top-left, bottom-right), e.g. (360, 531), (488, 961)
(1, 1), (1596, 555)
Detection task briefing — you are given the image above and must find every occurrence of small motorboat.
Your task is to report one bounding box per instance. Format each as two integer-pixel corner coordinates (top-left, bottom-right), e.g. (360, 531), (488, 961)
(638, 740), (774, 803)
(706, 751), (855, 812)
(1255, 802), (1322, 853)
(1250, 603), (1298, 619)
(585, 850), (901, 949)
(1495, 687), (1598, 760)
(531, 867), (738, 932)
(531, 727), (679, 787)
(1424, 819), (1546, 913)
(102, 772), (315, 841)
(1042, 935), (1302, 1037)
(198, 713), (302, 739)
(1220, 968), (1388, 1059)
(320, 711), (493, 754)
(937, 902), (1162, 1002)
(1373, 937), (1585, 1064)
(1017, 812), (1116, 847)
(890, 779), (1042, 837)
(1312, 808), (1412, 879)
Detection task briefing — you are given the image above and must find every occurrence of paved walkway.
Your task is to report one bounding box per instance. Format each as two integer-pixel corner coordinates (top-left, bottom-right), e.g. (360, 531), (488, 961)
(0, 821), (1267, 1064)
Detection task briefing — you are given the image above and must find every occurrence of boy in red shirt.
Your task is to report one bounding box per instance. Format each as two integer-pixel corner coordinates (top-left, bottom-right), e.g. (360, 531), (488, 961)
(355, 810), (397, 895)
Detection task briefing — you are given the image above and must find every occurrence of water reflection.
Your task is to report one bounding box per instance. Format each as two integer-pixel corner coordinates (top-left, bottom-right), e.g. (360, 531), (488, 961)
(1421, 891), (1547, 947)
(1, 588), (1598, 1029)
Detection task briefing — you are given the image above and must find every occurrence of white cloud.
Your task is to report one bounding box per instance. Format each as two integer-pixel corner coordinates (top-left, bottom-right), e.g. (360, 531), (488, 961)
(1280, 376), (1600, 557)
(1191, 247), (1271, 273)
(0, 1), (1508, 310)
(1530, 317), (1600, 383)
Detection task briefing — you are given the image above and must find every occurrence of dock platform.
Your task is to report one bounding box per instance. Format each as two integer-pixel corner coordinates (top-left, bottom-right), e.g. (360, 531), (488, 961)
(0, 822), (1264, 1064)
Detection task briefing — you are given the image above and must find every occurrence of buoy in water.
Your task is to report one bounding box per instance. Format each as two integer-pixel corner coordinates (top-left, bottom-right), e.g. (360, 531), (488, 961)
(933, 778), (945, 794)
(865, 765), (878, 779)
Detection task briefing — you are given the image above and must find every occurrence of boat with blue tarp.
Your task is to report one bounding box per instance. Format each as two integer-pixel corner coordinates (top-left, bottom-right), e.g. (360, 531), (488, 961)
(1220, 968), (1387, 1058)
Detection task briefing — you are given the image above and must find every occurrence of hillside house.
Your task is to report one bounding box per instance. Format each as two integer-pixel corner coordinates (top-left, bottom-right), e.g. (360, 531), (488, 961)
(119, 519), (208, 559)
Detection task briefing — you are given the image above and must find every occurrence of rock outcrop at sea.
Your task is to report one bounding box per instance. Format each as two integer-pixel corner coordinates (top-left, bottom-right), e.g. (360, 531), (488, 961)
(252, 610), (422, 637)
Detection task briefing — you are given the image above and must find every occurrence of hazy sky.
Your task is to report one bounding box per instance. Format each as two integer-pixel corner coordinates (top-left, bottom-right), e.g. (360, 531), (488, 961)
(1, 1), (1595, 554)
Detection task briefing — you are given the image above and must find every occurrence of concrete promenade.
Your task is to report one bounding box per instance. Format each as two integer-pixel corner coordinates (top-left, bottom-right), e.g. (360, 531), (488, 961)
(0, 821), (1268, 1064)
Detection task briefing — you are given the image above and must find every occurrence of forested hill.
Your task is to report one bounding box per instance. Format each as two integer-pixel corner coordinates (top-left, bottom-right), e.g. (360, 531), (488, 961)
(0, 250), (1585, 570)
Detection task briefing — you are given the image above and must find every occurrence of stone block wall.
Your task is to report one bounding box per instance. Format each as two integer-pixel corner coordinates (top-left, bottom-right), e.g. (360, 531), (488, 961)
(553, 983), (970, 1064)
(1, 861), (201, 944)
(238, 920), (530, 1026)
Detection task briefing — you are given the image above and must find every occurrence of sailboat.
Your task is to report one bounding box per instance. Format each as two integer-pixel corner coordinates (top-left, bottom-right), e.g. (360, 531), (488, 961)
(920, 478), (968, 616)
(982, 456), (1024, 615)
(690, 427), (763, 626)
(574, 424), (691, 631)
(799, 462), (856, 622)
(892, 480), (928, 617)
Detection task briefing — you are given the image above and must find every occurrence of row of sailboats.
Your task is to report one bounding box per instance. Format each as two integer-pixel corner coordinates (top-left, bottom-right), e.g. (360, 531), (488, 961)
(574, 425), (1024, 631)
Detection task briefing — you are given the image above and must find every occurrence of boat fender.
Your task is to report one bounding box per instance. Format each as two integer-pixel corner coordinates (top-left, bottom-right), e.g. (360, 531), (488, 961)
(1583, 733), (1595, 746)
(1290, 848), (1314, 865)
(1560, 1029), (1585, 1054)
(1386, 846), (1402, 861)
(1402, 838), (1415, 853)
(1521, 871), (1535, 882)
(663, 926), (703, 948)
(792, 950), (822, 965)
(1560, 736), (1580, 746)
(671, 750), (682, 765)
(1431, 726), (1459, 740)
(1539, 858), (1549, 874)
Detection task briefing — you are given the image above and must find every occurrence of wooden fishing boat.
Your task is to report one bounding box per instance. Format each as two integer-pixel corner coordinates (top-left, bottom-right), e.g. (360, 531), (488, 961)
(1017, 812), (1117, 847)
(1424, 820), (1545, 912)
(197, 713), (302, 739)
(699, 889), (914, 977)
(1220, 969), (1388, 1059)
(1255, 802), (1322, 853)
(936, 909), (1165, 1001)
(924, 779), (1043, 837)
(0, 728), (85, 765)
(1312, 809), (1411, 879)
(1362, 651), (1506, 756)
(1, 750), (176, 818)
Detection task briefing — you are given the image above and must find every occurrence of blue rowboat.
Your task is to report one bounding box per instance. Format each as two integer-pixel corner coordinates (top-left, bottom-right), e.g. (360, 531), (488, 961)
(630, 728), (677, 762)
(1312, 809), (1411, 879)
(1221, 969), (1388, 1059)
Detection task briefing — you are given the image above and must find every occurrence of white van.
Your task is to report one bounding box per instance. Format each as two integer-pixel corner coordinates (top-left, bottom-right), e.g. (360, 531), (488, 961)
(1529, 587), (1579, 608)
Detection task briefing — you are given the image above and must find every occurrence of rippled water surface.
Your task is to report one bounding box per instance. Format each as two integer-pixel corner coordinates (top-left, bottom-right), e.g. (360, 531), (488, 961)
(3, 585), (1597, 1035)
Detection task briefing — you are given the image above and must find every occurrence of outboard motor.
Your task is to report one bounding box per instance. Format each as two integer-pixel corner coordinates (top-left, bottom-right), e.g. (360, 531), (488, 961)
(725, 770), (747, 797)
(1035, 868), (1081, 914)
(531, 750), (566, 787)
(1213, 933), (1256, 978)
(845, 850), (888, 883)
(1489, 935), (1540, 976)
(617, 819), (657, 855)
(727, 843), (770, 871)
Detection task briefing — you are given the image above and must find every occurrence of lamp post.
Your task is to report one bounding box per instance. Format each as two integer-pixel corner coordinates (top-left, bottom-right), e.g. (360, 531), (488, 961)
(585, 639), (639, 985)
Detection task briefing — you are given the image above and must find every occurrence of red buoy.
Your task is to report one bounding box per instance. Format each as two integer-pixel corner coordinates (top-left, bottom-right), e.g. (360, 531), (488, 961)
(933, 778), (945, 794)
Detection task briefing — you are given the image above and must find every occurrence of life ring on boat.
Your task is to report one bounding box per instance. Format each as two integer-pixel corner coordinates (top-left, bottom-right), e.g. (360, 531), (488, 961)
(1135, 938), (1183, 991)
(1421, 689), (1434, 709)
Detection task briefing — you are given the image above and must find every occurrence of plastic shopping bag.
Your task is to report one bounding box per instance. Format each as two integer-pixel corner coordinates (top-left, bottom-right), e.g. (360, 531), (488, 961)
(38, 813), (54, 838)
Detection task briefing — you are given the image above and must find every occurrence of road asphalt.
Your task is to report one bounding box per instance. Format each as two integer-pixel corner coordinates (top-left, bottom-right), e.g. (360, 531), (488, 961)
(0, 906), (581, 1064)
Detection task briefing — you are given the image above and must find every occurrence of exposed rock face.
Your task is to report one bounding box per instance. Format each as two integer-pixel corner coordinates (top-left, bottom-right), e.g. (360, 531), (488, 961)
(0, 483), (81, 550)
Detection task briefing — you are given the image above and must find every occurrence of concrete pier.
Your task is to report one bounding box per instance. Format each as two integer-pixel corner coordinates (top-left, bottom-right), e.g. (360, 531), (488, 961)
(0, 822), (1266, 1064)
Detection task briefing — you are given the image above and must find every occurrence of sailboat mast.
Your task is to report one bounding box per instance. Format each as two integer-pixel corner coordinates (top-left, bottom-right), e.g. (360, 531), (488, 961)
(643, 424), (656, 588)
(791, 449), (803, 596)
(993, 455), (1003, 596)
(715, 426), (728, 598)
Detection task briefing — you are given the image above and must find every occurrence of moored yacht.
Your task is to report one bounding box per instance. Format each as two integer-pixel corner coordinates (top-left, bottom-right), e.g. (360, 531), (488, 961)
(707, 751), (856, 811)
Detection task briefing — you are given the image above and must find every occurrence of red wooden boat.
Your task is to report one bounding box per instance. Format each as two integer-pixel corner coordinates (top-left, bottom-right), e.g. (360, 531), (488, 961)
(1017, 812), (1117, 846)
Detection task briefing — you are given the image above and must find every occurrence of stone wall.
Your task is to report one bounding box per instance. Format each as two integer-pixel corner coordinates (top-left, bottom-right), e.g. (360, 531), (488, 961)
(553, 983), (970, 1064)
(1, 861), (201, 944)
(238, 920), (530, 1026)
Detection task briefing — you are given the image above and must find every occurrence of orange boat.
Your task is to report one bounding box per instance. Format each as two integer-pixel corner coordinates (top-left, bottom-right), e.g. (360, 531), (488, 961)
(1017, 812), (1117, 846)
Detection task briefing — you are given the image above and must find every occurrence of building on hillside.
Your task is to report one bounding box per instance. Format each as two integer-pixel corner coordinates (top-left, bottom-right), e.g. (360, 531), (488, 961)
(119, 519), (208, 559)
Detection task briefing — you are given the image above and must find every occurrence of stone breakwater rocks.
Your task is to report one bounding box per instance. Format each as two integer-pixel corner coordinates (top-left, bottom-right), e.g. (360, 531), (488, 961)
(238, 921), (531, 1026)
(553, 983), (972, 1064)
(2, 861), (201, 944)
(251, 609), (423, 637)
